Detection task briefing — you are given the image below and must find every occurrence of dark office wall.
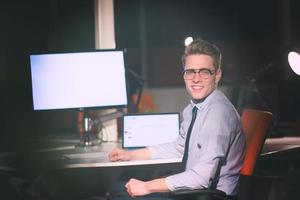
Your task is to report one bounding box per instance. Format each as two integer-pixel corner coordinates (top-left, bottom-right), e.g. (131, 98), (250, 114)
(114, 0), (300, 125)
(114, 0), (282, 86)
(0, 0), (95, 151)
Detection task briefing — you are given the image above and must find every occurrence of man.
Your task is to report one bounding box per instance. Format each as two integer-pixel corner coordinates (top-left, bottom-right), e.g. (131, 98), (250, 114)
(108, 39), (245, 199)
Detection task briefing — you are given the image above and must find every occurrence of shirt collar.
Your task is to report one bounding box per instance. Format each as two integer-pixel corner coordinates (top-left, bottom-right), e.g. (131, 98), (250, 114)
(190, 88), (219, 111)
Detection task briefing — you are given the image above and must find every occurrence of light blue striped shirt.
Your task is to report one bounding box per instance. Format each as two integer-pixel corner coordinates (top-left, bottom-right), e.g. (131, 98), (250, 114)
(148, 89), (245, 195)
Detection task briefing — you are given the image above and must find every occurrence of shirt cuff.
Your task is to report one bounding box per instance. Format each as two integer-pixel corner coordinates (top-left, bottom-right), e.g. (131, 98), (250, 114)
(165, 176), (175, 191)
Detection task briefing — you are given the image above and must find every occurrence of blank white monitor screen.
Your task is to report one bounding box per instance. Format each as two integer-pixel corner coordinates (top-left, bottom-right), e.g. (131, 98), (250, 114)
(122, 113), (180, 148)
(29, 50), (128, 110)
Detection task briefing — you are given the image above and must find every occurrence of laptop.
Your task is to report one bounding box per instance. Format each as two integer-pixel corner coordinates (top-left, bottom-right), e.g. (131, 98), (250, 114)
(122, 112), (180, 149)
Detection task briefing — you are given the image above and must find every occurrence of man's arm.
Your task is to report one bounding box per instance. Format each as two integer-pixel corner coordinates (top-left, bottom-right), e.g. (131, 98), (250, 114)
(108, 147), (151, 161)
(125, 178), (170, 197)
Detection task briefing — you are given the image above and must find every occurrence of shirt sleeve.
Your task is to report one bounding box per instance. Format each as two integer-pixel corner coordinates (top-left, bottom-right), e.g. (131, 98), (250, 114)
(165, 102), (239, 191)
(148, 106), (191, 159)
(148, 125), (185, 159)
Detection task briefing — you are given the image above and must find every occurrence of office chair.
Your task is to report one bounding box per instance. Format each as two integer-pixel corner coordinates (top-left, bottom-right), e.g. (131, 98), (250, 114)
(171, 109), (273, 200)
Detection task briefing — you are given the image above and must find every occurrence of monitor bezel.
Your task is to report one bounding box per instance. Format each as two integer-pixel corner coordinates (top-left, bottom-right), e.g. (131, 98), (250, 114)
(28, 49), (129, 112)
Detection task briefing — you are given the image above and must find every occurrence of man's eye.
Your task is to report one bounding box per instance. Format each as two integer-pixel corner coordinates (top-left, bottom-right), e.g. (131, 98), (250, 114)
(201, 69), (211, 75)
(185, 70), (194, 75)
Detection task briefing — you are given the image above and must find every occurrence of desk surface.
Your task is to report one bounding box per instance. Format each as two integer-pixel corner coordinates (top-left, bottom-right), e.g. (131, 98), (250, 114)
(49, 136), (300, 169)
(54, 142), (182, 169)
(261, 136), (300, 156)
(0, 138), (182, 172)
(1, 136), (300, 172)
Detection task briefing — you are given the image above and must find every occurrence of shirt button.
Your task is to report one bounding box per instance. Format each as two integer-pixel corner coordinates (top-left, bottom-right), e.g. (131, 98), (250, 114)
(197, 143), (202, 149)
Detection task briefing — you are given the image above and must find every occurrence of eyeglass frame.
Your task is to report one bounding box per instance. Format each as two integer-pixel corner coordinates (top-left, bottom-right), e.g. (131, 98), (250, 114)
(182, 68), (216, 80)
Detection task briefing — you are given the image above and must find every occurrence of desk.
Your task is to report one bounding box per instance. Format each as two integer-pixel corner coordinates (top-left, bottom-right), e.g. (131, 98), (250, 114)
(0, 138), (182, 199)
(257, 136), (300, 181)
(0, 137), (182, 174)
(261, 136), (300, 156)
(33, 136), (300, 170)
(1, 135), (300, 200)
(1, 136), (300, 172)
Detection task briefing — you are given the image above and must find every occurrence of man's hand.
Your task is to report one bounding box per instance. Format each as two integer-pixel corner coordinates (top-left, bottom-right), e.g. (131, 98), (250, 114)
(108, 148), (131, 161)
(108, 147), (151, 162)
(125, 178), (170, 197)
(125, 178), (151, 197)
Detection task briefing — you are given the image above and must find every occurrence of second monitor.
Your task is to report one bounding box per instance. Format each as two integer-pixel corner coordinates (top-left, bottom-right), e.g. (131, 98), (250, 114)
(122, 113), (180, 149)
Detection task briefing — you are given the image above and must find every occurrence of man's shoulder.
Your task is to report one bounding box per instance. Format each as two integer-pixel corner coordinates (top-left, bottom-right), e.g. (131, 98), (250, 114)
(207, 100), (236, 116)
(207, 92), (235, 110)
(206, 93), (239, 118)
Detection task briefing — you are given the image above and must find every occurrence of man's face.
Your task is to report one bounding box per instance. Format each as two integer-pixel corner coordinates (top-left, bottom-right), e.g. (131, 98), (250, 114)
(184, 54), (221, 101)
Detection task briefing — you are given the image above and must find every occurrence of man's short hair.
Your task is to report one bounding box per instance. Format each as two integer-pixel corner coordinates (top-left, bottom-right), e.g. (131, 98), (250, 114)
(182, 39), (222, 71)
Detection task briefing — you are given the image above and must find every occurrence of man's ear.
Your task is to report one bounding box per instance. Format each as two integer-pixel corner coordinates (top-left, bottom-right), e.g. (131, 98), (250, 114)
(216, 69), (222, 83)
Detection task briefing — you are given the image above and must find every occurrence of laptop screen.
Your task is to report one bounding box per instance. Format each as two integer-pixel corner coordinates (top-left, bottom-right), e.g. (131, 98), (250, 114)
(122, 113), (180, 148)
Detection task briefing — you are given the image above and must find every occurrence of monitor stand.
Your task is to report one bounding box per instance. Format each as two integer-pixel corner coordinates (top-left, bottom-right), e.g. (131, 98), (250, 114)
(75, 108), (125, 148)
(76, 109), (95, 147)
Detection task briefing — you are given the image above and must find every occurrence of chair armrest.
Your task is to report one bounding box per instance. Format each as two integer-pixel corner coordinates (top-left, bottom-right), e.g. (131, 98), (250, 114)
(170, 188), (227, 200)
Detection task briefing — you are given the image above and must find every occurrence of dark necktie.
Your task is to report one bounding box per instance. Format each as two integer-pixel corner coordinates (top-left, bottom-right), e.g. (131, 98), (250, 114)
(181, 106), (198, 171)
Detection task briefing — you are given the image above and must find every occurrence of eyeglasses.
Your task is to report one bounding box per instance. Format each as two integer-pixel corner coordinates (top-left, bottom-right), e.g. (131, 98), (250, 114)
(183, 68), (216, 80)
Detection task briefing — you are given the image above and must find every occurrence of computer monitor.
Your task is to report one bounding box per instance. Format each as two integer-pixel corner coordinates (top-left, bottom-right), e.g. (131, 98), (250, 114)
(29, 50), (128, 111)
(29, 50), (128, 146)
